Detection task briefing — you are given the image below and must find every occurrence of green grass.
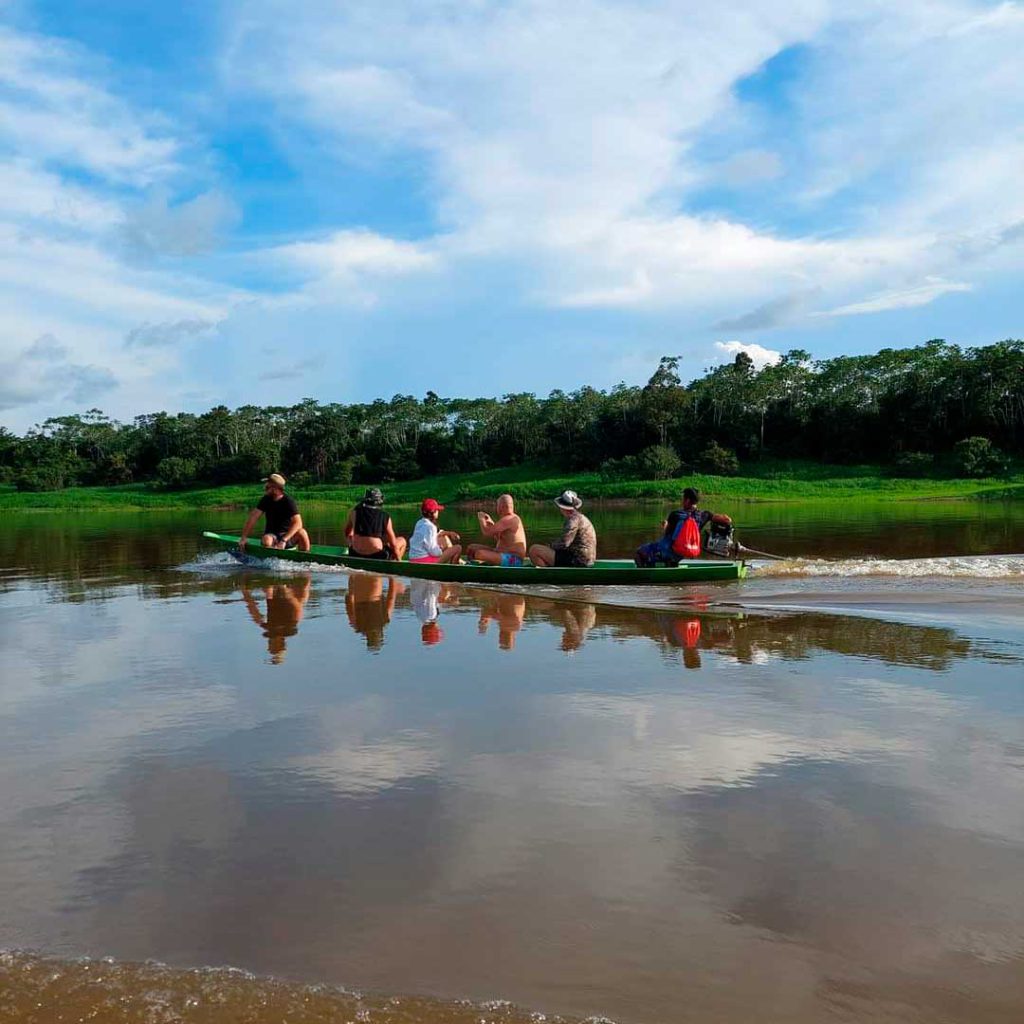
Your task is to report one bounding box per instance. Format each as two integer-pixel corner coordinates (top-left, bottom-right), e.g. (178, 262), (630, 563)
(2, 460), (1023, 512)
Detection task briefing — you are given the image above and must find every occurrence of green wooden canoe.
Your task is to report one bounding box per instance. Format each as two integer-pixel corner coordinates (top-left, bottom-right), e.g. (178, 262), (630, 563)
(202, 532), (748, 584)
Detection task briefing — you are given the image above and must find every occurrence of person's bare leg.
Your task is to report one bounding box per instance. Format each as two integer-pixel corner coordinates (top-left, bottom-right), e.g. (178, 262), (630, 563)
(529, 544), (556, 567)
(440, 544), (462, 564)
(261, 533), (277, 548)
(438, 534), (452, 551)
(469, 547), (505, 565)
(295, 528), (311, 552)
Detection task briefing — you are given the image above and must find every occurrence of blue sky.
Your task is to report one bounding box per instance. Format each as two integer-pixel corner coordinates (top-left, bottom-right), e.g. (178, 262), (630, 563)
(2, 0), (1022, 430)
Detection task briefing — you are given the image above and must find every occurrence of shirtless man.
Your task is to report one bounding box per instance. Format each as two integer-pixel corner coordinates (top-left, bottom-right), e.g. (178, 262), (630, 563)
(465, 493), (527, 566)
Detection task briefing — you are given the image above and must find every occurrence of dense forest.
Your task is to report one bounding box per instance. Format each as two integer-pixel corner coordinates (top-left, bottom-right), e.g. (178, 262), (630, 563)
(1, 339), (1021, 492)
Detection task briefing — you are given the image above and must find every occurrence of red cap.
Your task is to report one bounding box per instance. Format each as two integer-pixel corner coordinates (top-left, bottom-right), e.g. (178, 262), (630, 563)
(421, 498), (445, 513)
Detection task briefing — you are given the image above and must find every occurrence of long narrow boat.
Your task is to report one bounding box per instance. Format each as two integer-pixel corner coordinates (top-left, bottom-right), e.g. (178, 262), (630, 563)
(202, 532), (748, 584)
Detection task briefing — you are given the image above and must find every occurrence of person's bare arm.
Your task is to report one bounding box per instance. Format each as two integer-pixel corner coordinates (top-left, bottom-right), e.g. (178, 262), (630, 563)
(343, 509), (356, 541)
(279, 513), (303, 546)
(481, 513), (519, 538)
(242, 586), (266, 627)
(239, 508), (262, 549)
(384, 519), (402, 553)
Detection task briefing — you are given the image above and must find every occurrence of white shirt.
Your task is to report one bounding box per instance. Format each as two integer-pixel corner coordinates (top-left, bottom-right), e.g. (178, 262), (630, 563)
(409, 517), (443, 559)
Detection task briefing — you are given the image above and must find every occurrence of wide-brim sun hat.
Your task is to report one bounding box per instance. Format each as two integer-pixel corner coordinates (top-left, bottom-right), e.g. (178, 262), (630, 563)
(554, 489), (582, 510)
(262, 473), (287, 488)
(363, 487), (384, 506)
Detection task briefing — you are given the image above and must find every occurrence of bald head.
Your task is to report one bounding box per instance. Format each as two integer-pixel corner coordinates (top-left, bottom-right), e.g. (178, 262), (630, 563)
(497, 493), (514, 514)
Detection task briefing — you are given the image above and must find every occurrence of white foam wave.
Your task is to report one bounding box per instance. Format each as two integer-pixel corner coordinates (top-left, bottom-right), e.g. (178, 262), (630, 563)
(756, 554), (1024, 579)
(180, 552), (350, 575)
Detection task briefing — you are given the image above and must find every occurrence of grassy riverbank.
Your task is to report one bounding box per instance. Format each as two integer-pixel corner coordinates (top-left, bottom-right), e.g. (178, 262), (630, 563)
(3, 461), (1023, 511)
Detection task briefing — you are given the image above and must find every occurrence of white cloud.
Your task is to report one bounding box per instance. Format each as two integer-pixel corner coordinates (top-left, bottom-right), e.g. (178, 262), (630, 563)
(0, 26), (179, 185)
(274, 229), (439, 278)
(0, 333), (117, 412)
(713, 340), (782, 369)
(222, 0), (1024, 322)
(0, 24), (244, 428)
(117, 191), (240, 261)
(819, 278), (973, 318)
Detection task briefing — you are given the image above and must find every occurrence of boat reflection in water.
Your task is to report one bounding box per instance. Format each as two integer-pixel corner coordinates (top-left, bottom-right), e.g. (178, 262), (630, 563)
(242, 575), (311, 664)
(222, 569), (1005, 677)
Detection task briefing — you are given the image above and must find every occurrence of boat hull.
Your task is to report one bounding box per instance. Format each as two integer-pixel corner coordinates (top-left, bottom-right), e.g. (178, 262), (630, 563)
(203, 532), (748, 584)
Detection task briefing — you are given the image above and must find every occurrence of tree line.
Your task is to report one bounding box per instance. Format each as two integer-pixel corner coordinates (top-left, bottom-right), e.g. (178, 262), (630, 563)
(1, 339), (1021, 492)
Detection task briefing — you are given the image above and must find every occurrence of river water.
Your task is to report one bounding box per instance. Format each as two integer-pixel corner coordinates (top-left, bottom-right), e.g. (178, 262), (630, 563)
(2, 502), (1023, 1023)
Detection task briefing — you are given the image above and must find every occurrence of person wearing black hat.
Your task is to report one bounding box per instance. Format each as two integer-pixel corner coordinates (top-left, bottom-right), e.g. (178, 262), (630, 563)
(238, 473), (311, 552)
(528, 490), (597, 568)
(344, 487), (408, 560)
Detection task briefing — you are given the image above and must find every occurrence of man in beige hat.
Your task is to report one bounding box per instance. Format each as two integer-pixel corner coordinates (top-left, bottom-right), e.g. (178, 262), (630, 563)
(238, 473), (311, 552)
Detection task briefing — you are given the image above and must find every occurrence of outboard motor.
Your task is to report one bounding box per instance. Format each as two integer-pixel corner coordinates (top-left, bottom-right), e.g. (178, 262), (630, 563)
(704, 520), (738, 558)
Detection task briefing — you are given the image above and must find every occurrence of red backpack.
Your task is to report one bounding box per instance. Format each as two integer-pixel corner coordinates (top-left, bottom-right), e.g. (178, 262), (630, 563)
(670, 511), (702, 559)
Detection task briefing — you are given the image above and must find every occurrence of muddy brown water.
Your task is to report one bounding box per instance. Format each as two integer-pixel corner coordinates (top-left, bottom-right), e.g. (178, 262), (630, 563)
(1, 503), (1023, 1023)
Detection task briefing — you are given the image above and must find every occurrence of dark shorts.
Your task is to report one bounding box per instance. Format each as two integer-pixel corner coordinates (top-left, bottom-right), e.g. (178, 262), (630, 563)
(272, 533), (298, 550)
(634, 539), (677, 568)
(554, 548), (591, 568)
(356, 547), (393, 561)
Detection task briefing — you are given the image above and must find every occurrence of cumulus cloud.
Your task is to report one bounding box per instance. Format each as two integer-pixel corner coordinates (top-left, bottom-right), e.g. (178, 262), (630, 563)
(716, 148), (784, 187)
(714, 290), (818, 331)
(0, 25), (178, 185)
(713, 340), (782, 369)
(117, 191), (240, 261)
(274, 229), (439, 278)
(0, 334), (117, 412)
(123, 318), (216, 349)
(257, 352), (327, 381)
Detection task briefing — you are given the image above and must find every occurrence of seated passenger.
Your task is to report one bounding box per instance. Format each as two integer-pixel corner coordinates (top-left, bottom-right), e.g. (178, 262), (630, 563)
(344, 487), (407, 561)
(528, 490), (597, 568)
(409, 498), (462, 564)
(465, 494), (528, 567)
(634, 486), (731, 567)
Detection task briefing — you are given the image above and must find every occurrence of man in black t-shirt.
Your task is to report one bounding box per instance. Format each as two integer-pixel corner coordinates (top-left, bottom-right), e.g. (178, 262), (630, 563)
(238, 473), (311, 552)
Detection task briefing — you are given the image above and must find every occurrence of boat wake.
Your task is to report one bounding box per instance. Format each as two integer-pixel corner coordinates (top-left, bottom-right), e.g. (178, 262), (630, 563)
(180, 551), (350, 575)
(754, 553), (1024, 579)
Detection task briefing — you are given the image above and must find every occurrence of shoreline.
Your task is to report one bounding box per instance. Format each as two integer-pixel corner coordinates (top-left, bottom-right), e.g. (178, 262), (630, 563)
(3, 468), (1022, 513)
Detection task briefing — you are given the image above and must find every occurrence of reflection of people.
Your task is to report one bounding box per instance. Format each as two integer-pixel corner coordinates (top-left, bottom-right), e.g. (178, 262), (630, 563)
(409, 498), (462, 564)
(410, 578), (447, 646)
(243, 575), (311, 664)
(478, 593), (526, 650)
(668, 616), (703, 670)
(634, 486), (731, 567)
(559, 603), (597, 652)
(344, 488), (407, 561)
(528, 490), (597, 568)
(466, 494), (527, 566)
(238, 473), (311, 552)
(345, 572), (406, 651)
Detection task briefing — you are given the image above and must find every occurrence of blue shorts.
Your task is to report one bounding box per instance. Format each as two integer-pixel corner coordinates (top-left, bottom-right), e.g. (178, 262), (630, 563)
(500, 553), (524, 568)
(634, 539), (677, 568)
